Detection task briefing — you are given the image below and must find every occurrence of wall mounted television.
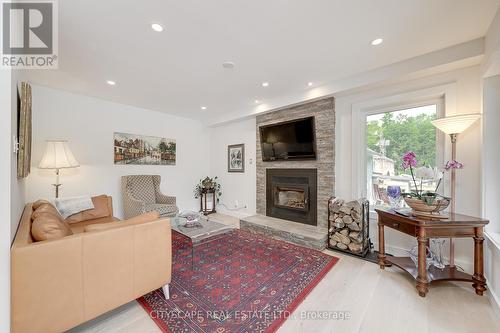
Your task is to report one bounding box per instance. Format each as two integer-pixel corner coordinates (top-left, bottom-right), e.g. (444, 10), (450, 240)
(259, 116), (316, 161)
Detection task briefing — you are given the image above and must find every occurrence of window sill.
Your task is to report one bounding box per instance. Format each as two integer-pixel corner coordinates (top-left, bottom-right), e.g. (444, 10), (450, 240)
(485, 230), (500, 251)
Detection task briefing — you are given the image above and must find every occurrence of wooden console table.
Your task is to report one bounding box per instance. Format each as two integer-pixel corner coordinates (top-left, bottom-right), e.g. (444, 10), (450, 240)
(376, 209), (489, 297)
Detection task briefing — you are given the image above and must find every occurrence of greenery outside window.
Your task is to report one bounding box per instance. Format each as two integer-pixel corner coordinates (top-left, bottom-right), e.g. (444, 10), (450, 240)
(366, 105), (438, 209)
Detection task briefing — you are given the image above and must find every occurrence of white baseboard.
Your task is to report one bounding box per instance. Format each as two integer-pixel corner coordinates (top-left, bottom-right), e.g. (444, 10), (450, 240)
(486, 279), (500, 317)
(215, 206), (253, 219)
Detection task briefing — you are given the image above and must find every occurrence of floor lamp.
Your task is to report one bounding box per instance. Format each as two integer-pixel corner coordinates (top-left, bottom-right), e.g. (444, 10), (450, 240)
(431, 113), (481, 267)
(38, 140), (80, 198)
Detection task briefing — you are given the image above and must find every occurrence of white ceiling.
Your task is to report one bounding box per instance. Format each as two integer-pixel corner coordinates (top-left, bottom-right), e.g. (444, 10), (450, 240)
(26, 0), (500, 121)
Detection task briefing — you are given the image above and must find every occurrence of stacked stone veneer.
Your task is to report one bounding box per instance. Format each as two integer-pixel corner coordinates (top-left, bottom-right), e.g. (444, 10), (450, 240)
(256, 97), (335, 229)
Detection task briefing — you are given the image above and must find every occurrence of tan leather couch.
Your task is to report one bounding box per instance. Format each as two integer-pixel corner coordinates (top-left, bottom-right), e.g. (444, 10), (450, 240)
(11, 196), (172, 333)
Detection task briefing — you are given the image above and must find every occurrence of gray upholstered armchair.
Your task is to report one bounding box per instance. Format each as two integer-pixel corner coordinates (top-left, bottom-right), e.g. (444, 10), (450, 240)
(121, 175), (179, 219)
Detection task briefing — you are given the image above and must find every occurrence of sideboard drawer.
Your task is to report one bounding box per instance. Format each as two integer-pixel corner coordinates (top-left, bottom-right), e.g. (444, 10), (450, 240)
(381, 219), (416, 236)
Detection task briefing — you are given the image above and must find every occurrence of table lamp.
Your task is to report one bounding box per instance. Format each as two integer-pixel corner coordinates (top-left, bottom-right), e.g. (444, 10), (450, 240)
(38, 140), (80, 198)
(431, 113), (481, 267)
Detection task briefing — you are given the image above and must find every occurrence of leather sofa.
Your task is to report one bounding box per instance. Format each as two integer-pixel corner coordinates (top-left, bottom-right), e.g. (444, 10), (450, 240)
(11, 195), (172, 333)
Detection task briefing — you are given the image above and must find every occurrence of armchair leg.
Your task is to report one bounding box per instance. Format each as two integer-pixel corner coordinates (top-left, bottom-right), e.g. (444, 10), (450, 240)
(162, 284), (170, 300)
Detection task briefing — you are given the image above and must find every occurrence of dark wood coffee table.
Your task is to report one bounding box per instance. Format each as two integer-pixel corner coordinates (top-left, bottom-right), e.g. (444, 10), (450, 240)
(376, 209), (489, 297)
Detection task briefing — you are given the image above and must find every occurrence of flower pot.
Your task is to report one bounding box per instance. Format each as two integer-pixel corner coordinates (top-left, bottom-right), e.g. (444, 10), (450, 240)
(404, 197), (450, 219)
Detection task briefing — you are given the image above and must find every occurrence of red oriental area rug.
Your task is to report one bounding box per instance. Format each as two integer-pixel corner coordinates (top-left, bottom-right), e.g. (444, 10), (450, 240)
(138, 229), (338, 333)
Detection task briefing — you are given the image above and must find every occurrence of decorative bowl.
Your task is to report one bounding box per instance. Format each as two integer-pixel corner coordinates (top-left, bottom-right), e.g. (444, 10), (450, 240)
(404, 196), (450, 219)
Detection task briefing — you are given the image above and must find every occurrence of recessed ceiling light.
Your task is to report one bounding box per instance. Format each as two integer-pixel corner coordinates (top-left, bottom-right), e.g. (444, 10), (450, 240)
(371, 38), (383, 46)
(201, 106), (207, 110)
(262, 82), (269, 87)
(308, 82), (313, 87)
(151, 23), (165, 32)
(254, 99), (259, 104)
(106, 80), (116, 86)
(222, 61), (235, 69)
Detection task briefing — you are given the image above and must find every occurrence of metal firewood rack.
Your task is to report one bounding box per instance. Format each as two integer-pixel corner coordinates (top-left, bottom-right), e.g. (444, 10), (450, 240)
(327, 197), (371, 257)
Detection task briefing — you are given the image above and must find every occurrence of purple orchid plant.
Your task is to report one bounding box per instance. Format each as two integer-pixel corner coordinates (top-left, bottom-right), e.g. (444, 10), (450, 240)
(401, 151), (463, 205)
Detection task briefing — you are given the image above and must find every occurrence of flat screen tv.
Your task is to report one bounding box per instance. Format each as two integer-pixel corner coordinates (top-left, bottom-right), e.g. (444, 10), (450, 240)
(259, 116), (316, 161)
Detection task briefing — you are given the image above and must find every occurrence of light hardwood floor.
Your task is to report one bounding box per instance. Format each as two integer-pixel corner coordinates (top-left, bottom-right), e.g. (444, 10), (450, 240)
(69, 214), (500, 333)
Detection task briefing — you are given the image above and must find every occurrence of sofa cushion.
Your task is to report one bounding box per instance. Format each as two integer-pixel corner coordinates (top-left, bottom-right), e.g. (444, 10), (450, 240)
(84, 212), (160, 233)
(31, 212), (73, 241)
(32, 203), (61, 220)
(69, 216), (120, 234)
(65, 195), (111, 224)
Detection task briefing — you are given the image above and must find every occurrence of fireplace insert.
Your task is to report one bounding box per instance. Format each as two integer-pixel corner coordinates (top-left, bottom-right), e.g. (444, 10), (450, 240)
(266, 169), (317, 225)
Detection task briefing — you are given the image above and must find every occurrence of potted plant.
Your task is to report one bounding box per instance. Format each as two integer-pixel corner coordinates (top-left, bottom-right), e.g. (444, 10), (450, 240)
(194, 176), (222, 214)
(400, 151), (463, 218)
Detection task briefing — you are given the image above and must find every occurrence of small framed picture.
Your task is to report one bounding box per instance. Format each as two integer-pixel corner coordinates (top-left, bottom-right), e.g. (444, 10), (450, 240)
(228, 144), (245, 173)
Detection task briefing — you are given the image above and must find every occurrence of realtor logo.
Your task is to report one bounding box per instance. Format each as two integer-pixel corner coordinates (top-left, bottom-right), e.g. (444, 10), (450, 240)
(1, 0), (58, 69)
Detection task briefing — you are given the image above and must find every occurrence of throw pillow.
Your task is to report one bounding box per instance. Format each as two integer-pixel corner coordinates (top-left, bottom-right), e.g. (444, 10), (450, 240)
(31, 212), (73, 241)
(32, 199), (52, 210)
(31, 203), (61, 220)
(52, 196), (95, 219)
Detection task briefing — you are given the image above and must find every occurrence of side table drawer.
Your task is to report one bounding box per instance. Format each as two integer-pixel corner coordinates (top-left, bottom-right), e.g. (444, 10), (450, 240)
(380, 219), (416, 236)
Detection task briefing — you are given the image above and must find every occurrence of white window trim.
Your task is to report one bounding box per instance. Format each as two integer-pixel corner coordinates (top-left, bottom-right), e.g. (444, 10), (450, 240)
(485, 230), (500, 250)
(350, 84), (456, 212)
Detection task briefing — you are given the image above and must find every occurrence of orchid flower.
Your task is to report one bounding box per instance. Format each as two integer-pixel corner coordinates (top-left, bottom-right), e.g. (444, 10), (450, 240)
(414, 166), (435, 180)
(434, 162), (462, 192)
(444, 160), (464, 171)
(401, 151), (420, 196)
(401, 151), (417, 170)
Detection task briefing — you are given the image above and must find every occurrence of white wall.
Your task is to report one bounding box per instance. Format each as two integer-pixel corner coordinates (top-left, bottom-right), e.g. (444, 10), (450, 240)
(483, 75), (500, 234)
(1, 69), (12, 333)
(209, 118), (256, 218)
(335, 65), (483, 272)
(483, 9), (500, 77)
(26, 85), (210, 217)
(483, 75), (500, 309)
(481, 9), (500, 311)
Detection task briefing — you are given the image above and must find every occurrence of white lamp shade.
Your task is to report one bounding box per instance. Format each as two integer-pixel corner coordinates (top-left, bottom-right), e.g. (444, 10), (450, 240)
(431, 113), (481, 135)
(38, 140), (80, 169)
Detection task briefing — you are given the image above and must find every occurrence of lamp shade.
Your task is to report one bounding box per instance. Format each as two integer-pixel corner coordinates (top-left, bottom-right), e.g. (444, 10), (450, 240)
(38, 140), (80, 169)
(431, 113), (481, 135)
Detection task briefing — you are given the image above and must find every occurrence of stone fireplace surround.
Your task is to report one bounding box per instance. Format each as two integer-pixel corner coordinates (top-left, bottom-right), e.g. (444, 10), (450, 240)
(256, 97), (335, 229)
(240, 97), (335, 250)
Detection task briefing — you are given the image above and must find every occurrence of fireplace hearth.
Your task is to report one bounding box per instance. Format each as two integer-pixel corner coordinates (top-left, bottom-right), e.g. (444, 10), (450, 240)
(266, 169), (317, 226)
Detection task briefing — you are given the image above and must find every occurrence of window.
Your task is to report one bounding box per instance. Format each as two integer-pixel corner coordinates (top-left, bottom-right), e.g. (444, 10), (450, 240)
(366, 104), (438, 208)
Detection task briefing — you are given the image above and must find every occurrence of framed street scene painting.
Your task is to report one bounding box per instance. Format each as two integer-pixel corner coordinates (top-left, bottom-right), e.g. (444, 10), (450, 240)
(114, 132), (176, 165)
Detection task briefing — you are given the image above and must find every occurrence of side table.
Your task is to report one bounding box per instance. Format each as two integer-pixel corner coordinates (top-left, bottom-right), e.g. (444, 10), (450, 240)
(376, 209), (489, 297)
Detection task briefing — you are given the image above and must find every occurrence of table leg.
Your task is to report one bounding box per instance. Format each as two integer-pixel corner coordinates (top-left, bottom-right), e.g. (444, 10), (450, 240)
(473, 227), (487, 296)
(378, 223), (386, 269)
(191, 241), (195, 271)
(416, 231), (429, 297)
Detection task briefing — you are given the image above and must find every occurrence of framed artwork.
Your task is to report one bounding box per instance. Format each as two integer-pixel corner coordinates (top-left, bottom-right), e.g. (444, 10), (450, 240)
(17, 82), (32, 178)
(114, 132), (176, 165)
(228, 144), (245, 173)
